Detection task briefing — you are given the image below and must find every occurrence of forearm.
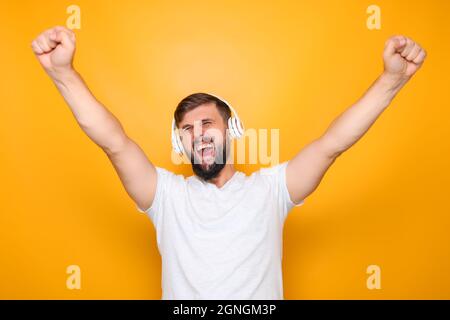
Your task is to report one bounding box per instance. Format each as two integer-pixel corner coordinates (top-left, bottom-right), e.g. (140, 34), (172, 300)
(50, 69), (128, 154)
(320, 72), (408, 157)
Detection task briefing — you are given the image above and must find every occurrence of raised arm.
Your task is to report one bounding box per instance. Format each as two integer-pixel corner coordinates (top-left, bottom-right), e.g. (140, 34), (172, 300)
(31, 26), (157, 211)
(287, 35), (427, 204)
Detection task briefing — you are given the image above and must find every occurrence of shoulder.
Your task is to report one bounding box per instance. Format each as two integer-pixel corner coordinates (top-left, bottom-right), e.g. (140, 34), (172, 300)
(154, 166), (186, 188)
(254, 161), (289, 179)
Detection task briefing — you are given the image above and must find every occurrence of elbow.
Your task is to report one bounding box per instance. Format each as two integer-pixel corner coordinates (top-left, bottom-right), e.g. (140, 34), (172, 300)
(102, 132), (130, 156)
(316, 134), (346, 159)
(80, 117), (129, 156)
(96, 120), (129, 156)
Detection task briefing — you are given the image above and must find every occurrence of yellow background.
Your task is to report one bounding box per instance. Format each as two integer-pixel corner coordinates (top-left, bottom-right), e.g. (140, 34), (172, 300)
(1, 0), (449, 299)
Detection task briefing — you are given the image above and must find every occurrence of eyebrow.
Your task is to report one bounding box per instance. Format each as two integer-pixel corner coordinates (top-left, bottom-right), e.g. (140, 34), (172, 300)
(181, 118), (215, 130)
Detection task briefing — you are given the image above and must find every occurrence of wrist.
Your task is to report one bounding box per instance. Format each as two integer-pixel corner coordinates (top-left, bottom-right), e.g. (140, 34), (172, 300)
(380, 71), (409, 92)
(48, 67), (78, 85)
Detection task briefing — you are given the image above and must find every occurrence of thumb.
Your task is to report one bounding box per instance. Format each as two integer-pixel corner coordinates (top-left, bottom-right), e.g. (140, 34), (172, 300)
(384, 36), (407, 56)
(54, 29), (75, 49)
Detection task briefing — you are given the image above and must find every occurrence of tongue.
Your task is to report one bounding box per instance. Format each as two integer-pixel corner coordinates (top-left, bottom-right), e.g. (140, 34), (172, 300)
(202, 147), (214, 158)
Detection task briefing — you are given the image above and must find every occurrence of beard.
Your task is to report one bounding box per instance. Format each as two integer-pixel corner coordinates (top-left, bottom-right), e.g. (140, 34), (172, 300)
(190, 137), (228, 182)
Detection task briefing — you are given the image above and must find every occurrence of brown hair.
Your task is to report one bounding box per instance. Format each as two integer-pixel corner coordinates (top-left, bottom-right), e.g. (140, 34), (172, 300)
(174, 93), (231, 127)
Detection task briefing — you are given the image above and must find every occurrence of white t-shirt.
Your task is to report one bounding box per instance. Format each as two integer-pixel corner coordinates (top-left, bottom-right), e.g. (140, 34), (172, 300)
(137, 161), (304, 299)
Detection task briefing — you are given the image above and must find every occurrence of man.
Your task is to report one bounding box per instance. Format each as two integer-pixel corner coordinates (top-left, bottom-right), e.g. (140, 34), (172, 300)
(31, 26), (426, 299)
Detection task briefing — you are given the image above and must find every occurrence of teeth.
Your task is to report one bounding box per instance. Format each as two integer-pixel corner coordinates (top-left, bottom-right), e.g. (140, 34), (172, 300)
(196, 143), (213, 152)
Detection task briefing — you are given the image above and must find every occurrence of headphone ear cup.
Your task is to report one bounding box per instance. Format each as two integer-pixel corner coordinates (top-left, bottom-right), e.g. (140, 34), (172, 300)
(227, 117), (233, 138)
(176, 134), (184, 155)
(234, 117), (244, 138)
(232, 116), (243, 138)
(171, 133), (180, 154)
(171, 124), (184, 155)
(171, 130), (178, 153)
(228, 117), (237, 139)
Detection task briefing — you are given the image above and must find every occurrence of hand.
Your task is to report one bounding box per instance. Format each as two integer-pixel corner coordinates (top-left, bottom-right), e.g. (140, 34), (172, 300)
(383, 35), (427, 80)
(31, 26), (76, 75)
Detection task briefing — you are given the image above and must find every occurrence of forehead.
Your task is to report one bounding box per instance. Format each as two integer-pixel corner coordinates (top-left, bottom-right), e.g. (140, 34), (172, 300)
(178, 102), (222, 126)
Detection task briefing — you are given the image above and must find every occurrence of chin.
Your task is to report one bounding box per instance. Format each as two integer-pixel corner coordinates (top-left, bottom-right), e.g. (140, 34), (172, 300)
(189, 141), (228, 181)
(192, 161), (226, 181)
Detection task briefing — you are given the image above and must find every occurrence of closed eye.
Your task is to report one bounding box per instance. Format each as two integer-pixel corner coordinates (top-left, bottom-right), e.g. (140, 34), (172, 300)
(202, 119), (215, 126)
(181, 125), (193, 133)
(181, 119), (214, 133)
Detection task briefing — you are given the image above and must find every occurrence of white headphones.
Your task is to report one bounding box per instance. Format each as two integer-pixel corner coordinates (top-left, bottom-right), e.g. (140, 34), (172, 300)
(171, 93), (244, 155)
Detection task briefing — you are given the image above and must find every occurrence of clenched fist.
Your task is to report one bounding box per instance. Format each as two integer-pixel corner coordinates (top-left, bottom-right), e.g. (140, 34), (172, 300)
(383, 35), (427, 80)
(31, 26), (76, 74)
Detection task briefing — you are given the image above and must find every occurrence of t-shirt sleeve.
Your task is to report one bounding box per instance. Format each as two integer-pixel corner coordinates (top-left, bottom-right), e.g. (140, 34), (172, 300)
(261, 161), (305, 221)
(135, 166), (175, 225)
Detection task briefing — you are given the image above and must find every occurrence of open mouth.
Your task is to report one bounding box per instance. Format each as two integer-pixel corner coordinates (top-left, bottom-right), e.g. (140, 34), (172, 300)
(195, 142), (215, 162)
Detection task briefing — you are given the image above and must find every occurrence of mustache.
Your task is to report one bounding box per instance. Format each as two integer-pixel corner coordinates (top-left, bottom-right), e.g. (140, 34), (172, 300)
(192, 135), (215, 146)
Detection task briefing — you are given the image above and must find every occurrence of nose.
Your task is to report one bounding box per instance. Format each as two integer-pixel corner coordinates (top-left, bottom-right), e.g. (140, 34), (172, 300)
(194, 135), (213, 145)
(202, 135), (213, 142)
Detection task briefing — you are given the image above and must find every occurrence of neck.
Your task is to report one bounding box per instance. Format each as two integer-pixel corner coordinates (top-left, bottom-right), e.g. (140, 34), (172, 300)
(206, 164), (236, 188)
